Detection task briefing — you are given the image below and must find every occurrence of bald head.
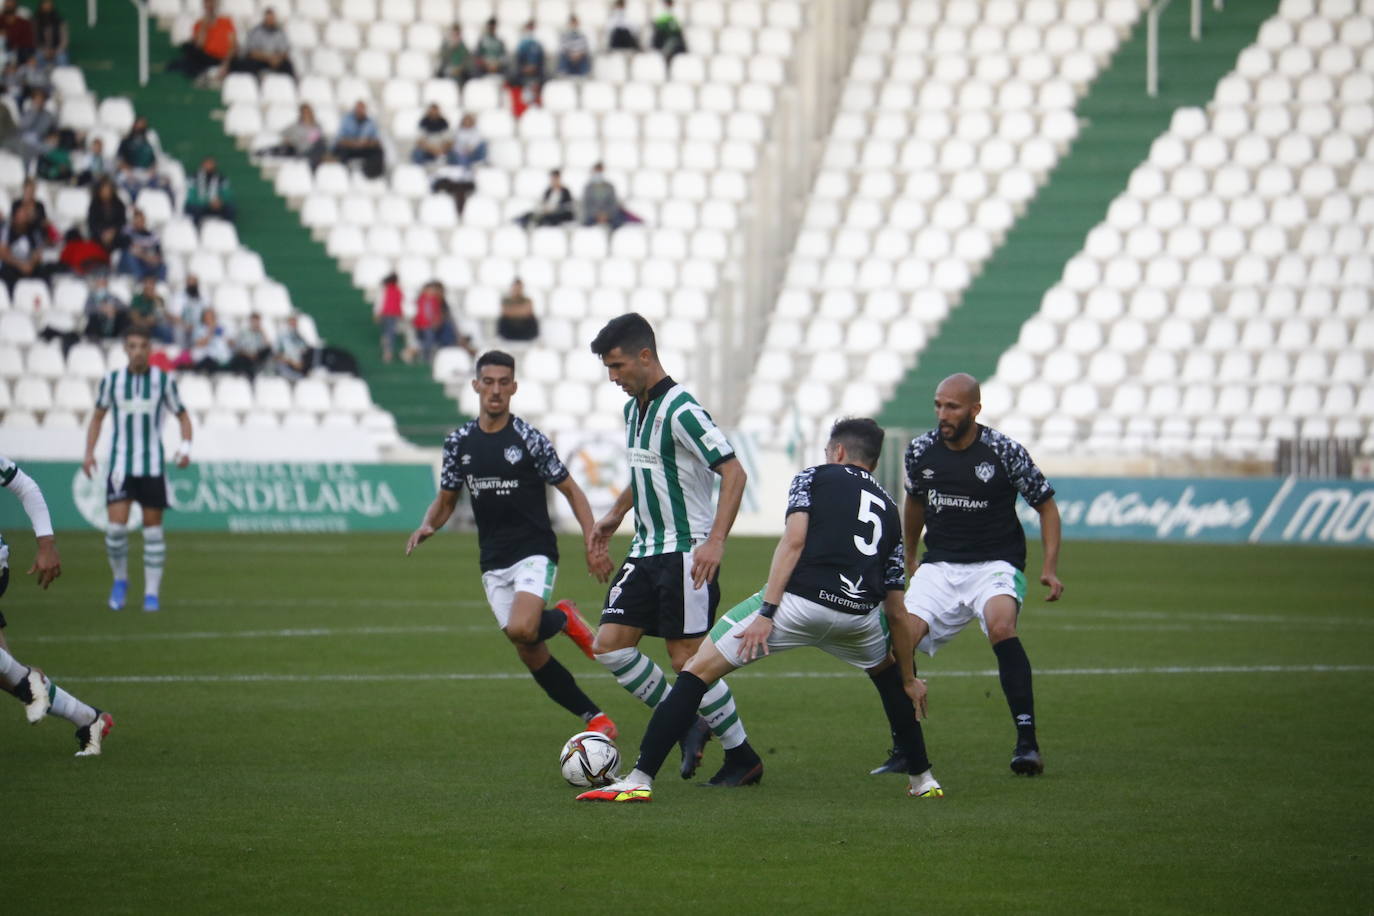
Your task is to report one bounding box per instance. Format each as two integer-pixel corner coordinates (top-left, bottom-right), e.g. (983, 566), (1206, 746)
(933, 373), (982, 448)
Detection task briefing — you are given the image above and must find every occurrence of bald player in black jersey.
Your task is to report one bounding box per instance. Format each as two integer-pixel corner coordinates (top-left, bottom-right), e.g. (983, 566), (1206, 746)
(407, 351), (619, 738)
(871, 373), (1063, 778)
(578, 418), (943, 803)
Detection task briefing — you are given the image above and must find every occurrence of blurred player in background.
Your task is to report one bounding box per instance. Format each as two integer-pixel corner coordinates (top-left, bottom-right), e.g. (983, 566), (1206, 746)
(407, 350), (619, 737)
(579, 419), (941, 803)
(872, 373), (1063, 777)
(587, 313), (762, 786)
(0, 456), (114, 756)
(82, 328), (193, 613)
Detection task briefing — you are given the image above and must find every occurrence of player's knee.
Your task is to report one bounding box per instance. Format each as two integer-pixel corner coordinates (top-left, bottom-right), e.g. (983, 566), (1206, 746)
(502, 623), (539, 646)
(593, 645), (636, 669)
(987, 620), (1018, 643)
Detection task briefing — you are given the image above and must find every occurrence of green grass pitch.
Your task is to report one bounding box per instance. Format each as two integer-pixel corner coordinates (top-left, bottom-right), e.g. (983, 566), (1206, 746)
(4, 531), (1372, 914)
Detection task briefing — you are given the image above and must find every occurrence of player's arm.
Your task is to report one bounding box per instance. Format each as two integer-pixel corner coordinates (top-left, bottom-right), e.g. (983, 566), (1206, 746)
(174, 409), (193, 469)
(902, 493), (925, 581)
(4, 467), (60, 588)
(883, 588), (926, 719)
(591, 483), (633, 553)
(81, 406), (108, 478)
(1033, 496), (1064, 601)
(691, 455), (746, 589)
(405, 488), (460, 555)
(738, 509), (807, 662)
(553, 475), (613, 582)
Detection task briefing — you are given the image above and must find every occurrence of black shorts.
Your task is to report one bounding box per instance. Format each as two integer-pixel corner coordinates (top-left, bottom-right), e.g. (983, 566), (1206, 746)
(107, 473), (168, 508)
(0, 565), (9, 627)
(599, 551), (720, 640)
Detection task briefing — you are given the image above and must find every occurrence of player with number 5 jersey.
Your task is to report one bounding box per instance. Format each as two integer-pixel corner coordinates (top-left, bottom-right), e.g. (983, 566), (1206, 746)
(586, 313), (763, 787)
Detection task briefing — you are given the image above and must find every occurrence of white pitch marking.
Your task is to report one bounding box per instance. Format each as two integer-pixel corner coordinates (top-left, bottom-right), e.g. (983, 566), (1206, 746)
(51, 664), (1374, 685)
(24, 625), (488, 644)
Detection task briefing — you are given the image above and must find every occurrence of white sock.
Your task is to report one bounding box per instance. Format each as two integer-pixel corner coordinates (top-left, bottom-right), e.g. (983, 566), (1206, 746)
(910, 768), (939, 790)
(106, 523), (129, 581)
(49, 685), (97, 728)
(143, 525), (166, 597)
(627, 767), (653, 787)
(596, 647), (669, 708)
(0, 646), (26, 689)
(699, 679), (747, 750)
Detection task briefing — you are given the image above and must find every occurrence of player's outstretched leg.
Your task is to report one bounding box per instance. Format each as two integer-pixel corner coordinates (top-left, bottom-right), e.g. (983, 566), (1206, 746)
(988, 600), (1041, 775)
(698, 678), (761, 787)
(105, 522), (129, 610)
(143, 525), (166, 612)
(869, 663), (942, 798)
(522, 648), (618, 739)
(0, 647), (52, 723)
(46, 681), (112, 755)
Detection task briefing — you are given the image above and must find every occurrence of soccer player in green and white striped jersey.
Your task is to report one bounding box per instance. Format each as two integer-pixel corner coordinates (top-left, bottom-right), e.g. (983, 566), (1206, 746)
(586, 313), (764, 787)
(82, 328), (193, 613)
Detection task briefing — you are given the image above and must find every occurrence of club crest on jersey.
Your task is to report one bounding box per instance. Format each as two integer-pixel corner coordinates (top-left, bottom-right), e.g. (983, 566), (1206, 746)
(504, 446), (523, 465)
(975, 461), (995, 483)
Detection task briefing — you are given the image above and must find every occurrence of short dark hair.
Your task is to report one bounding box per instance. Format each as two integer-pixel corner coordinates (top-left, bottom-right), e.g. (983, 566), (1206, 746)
(123, 327), (152, 343)
(828, 417), (885, 468)
(475, 350), (515, 376)
(590, 312), (656, 358)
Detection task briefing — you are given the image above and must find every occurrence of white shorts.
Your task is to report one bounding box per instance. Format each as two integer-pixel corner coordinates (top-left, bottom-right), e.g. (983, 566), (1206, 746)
(709, 589), (890, 671)
(905, 560), (1027, 656)
(480, 555), (557, 629)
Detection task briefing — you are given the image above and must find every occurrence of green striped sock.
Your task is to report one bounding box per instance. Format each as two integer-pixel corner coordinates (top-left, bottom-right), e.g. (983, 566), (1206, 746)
(599, 648), (669, 708)
(105, 524), (129, 580)
(144, 526), (166, 597)
(699, 679), (746, 750)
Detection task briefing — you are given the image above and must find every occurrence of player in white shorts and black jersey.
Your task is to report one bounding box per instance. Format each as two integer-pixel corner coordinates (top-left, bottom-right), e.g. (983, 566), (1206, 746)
(0, 456), (115, 755)
(82, 328), (193, 613)
(579, 418), (942, 802)
(586, 313), (762, 786)
(871, 373), (1063, 777)
(407, 351), (619, 738)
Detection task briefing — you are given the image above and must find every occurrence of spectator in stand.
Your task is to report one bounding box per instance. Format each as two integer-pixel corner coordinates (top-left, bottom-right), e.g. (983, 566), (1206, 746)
(184, 156), (236, 226)
(76, 136), (110, 186)
(35, 129), (71, 181)
(508, 20), (545, 115)
(517, 169), (574, 228)
(173, 273), (209, 348)
(58, 227), (109, 275)
(116, 116), (169, 196)
(412, 280), (445, 363)
(274, 313), (311, 379)
(83, 272), (128, 339)
(374, 271), (404, 363)
(557, 15), (592, 77)
(190, 307), (234, 373)
(409, 103), (451, 165)
(33, 0), (67, 66)
(128, 276), (174, 343)
(605, 0), (641, 51)
(473, 17), (506, 78)
(87, 176), (127, 251)
(231, 7), (295, 78)
(430, 112), (486, 217)
(11, 178), (51, 235)
(437, 288), (477, 356)
(260, 102), (326, 165)
(651, 0), (687, 64)
(581, 162), (626, 230)
(0, 200), (51, 292)
(168, 0), (237, 83)
(229, 312), (272, 376)
(18, 50), (53, 99)
(497, 277), (539, 341)
(116, 208), (166, 281)
(332, 100), (385, 179)
(13, 87), (56, 164)
(0, 0), (36, 64)
(437, 24), (471, 86)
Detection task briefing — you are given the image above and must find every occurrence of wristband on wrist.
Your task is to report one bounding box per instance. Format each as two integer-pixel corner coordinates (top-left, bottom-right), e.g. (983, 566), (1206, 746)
(758, 601), (778, 619)
(175, 440), (192, 461)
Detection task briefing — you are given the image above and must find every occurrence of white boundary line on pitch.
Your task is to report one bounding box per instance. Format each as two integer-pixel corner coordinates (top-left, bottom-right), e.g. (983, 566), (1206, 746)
(50, 664), (1374, 684)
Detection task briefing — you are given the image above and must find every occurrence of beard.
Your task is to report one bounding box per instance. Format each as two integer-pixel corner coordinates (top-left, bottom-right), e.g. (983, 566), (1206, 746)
(939, 416), (973, 440)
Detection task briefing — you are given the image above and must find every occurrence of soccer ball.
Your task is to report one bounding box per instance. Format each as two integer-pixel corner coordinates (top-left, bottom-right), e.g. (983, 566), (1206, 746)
(559, 731), (621, 787)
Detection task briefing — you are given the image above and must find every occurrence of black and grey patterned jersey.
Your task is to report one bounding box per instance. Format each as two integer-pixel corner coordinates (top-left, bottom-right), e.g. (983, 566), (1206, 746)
(783, 463), (905, 616)
(440, 415), (570, 571)
(904, 424), (1055, 570)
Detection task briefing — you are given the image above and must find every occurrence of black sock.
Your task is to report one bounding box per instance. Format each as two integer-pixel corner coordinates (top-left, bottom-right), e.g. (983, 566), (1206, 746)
(530, 655), (599, 719)
(635, 671), (709, 779)
(536, 608), (565, 642)
(993, 637), (1037, 748)
(870, 664), (932, 774)
(723, 741), (759, 764)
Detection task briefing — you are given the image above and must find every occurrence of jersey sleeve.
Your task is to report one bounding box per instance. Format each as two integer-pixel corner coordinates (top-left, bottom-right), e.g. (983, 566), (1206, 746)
(0, 455), (18, 487)
(882, 537), (906, 593)
(95, 372), (114, 410)
(903, 432), (938, 500)
(519, 421), (570, 486)
(439, 430), (466, 494)
(784, 467), (816, 517)
(987, 430), (1055, 507)
(164, 374), (187, 415)
(673, 401), (735, 469)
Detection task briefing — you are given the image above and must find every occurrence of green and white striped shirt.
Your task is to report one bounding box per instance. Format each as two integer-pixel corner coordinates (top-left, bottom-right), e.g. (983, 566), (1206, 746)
(95, 367), (186, 479)
(621, 376), (735, 557)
